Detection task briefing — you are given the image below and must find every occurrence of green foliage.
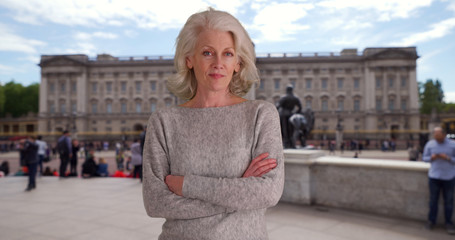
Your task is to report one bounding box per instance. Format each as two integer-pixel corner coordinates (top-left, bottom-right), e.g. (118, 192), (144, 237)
(419, 79), (444, 115)
(0, 80), (39, 118)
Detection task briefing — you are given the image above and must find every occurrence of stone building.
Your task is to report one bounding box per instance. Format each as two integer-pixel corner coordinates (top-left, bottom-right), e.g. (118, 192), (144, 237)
(38, 47), (420, 143)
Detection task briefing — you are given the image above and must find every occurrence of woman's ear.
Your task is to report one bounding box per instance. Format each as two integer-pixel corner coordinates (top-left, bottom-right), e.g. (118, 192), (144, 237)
(186, 57), (193, 69)
(234, 61), (241, 73)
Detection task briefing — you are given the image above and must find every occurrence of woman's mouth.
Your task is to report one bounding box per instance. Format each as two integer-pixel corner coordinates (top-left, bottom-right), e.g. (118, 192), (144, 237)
(209, 73), (224, 79)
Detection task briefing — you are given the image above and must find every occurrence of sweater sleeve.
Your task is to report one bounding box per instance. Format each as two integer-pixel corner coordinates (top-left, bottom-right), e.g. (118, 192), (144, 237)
(142, 113), (228, 220)
(182, 103), (285, 211)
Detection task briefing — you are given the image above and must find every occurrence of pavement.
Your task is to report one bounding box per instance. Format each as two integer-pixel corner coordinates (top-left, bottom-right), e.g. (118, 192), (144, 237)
(1, 176), (454, 240)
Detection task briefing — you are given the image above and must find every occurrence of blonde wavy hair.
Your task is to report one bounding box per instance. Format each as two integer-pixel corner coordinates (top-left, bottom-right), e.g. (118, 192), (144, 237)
(167, 8), (259, 100)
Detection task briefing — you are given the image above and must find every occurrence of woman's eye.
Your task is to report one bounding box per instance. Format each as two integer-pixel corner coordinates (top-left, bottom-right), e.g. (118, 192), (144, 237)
(202, 51), (212, 56)
(225, 52), (234, 57)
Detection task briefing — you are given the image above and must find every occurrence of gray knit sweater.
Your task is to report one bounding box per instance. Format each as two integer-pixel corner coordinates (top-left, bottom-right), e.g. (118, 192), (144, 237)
(142, 100), (284, 240)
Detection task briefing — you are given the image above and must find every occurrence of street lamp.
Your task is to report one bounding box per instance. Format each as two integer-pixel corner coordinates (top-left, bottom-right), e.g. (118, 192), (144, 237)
(335, 108), (343, 150)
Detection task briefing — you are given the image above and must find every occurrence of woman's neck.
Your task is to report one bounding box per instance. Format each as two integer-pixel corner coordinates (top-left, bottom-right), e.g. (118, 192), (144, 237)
(181, 90), (246, 108)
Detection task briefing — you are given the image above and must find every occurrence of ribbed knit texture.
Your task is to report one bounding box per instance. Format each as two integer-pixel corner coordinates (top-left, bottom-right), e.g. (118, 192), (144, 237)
(142, 100), (284, 240)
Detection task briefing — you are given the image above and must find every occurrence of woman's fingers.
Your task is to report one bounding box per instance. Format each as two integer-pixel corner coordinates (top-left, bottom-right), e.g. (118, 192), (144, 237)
(243, 153), (277, 178)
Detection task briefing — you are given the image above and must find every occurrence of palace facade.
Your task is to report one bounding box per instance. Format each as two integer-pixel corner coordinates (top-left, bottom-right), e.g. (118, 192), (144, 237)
(38, 47), (420, 143)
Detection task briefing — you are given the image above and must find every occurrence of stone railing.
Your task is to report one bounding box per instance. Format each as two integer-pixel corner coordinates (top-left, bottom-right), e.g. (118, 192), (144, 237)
(281, 150), (439, 222)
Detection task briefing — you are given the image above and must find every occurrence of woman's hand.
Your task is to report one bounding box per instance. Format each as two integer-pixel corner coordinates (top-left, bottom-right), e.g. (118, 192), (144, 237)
(165, 175), (184, 196)
(242, 152), (277, 178)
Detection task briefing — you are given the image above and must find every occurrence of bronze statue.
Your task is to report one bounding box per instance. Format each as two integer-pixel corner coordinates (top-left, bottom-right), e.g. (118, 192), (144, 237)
(277, 85), (302, 148)
(290, 108), (314, 148)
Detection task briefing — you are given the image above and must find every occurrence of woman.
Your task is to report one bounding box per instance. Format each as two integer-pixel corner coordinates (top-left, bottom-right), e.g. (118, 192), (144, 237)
(143, 8), (284, 239)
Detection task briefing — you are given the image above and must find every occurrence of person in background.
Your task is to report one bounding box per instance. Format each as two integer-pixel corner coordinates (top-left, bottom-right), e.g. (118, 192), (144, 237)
(408, 145), (419, 161)
(43, 166), (53, 176)
(97, 158), (109, 177)
(131, 138), (142, 181)
(20, 136), (38, 191)
(57, 130), (72, 178)
(35, 135), (48, 176)
(82, 149), (98, 178)
(0, 161), (9, 176)
(423, 127), (455, 235)
(70, 139), (80, 177)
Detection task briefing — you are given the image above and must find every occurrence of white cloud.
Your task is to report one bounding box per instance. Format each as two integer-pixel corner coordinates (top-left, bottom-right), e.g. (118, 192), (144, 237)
(317, 0), (433, 21)
(392, 17), (455, 46)
(0, 23), (46, 54)
(75, 31), (118, 40)
(445, 92), (455, 103)
(249, 2), (313, 43)
(0, 0), (246, 30)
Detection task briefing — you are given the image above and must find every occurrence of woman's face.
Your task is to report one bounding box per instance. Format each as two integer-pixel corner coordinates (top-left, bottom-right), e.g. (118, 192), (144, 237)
(186, 29), (240, 95)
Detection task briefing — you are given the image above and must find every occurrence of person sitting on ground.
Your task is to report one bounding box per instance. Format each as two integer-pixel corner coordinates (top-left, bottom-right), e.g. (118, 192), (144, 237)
(81, 150), (98, 178)
(97, 158), (109, 177)
(0, 161), (9, 176)
(112, 169), (127, 178)
(43, 167), (53, 176)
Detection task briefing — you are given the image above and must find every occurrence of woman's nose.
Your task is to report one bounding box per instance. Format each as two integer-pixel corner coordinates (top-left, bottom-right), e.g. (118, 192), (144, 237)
(212, 56), (223, 69)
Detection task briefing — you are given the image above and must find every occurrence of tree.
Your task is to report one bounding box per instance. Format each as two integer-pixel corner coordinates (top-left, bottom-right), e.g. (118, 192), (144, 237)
(419, 79), (444, 115)
(1, 80), (39, 118)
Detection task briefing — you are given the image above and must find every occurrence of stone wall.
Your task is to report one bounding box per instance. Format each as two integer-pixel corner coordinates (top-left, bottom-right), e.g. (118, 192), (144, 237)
(281, 150), (443, 222)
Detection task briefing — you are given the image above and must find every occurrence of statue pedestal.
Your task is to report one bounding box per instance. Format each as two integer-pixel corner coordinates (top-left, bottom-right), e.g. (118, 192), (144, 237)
(336, 130), (343, 150)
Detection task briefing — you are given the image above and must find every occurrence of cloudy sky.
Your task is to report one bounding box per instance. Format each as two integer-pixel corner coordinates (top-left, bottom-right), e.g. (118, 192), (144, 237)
(1, 0), (454, 102)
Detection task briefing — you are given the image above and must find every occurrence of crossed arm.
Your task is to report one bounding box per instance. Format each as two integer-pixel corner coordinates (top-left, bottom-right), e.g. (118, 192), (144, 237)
(143, 105), (284, 219)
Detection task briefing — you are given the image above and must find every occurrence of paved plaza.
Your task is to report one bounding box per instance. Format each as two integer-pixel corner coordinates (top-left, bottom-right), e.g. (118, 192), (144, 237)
(0, 175), (453, 240)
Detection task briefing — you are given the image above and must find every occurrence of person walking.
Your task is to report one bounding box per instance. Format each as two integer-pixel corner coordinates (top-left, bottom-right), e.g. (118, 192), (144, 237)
(57, 130), (72, 178)
(131, 138), (142, 182)
(35, 135), (48, 175)
(20, 136), (38, 191)
(423, 127), (455, 234)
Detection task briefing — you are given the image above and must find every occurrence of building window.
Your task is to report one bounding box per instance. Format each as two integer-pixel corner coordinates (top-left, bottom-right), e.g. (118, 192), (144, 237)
(274, 78), (280, 90)
(401, 99), (407, 110)
(388, 99), (395, 111)
(92, 103), (97, 113)
(92, 83), (97, 93)
(60, 103), (66, 113)
(388, 76), (394, 88)
(337, 99), (344, 111)
(121, 82), (127, 93)
(321, 78), (328, 89)
(290, 78), (296, 88)
(259, 80), (264, 90)
(49, 83), (55, 93)
(337, 78), (344, 89)
(106, 102), (112, 113)
(106, 82), (112, 94)
(121, 102), (127, 113)
(305, 99), (312, 109)
(150, 81), (157, 91)
(151, 102), (156, 112)
(136, 102), (142, 113)
(376, 99), (382, 110)
(50, 103), (55, 113)
(71, 82), (76, 93)
(60, 82), (66, 93)
(305, 78), (312, 89)
(71, 103), (76, 113)
(376, 77), (382, 88)
(106, 127), (112, 132)
(135, 82), (141, 94)
(354, 99), (360, 111)
(401, 76), (407, 88)
(321, 99), (328, 111)
(165, 99), (172, 107)
(354, 78), (360, 89)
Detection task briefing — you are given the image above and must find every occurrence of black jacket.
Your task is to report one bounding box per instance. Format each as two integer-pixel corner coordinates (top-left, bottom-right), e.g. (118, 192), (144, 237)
(21, 140), (38, 164)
